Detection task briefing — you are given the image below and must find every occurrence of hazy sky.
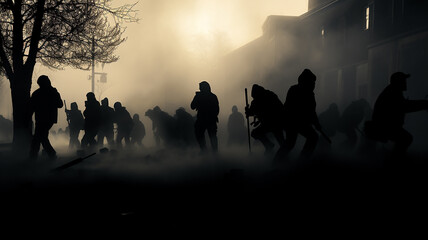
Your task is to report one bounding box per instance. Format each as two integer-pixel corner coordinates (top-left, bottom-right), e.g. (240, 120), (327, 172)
(2, 0), (308, 133)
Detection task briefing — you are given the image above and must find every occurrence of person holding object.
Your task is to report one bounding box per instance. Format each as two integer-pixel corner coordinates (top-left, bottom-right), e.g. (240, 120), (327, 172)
(191, 81), (219, 154)
(281, 69), (322, 159)
(245, 84), (286, 157)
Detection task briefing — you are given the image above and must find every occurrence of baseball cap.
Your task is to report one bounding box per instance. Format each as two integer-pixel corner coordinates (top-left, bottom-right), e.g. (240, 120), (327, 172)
(390, 72), (410, 84)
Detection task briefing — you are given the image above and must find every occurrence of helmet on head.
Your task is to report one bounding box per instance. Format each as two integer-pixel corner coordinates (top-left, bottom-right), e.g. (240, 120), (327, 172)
(232, 105), (238, 113)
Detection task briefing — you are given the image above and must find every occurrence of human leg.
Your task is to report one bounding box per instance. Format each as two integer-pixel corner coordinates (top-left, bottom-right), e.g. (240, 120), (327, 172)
(207, 121), (218, 152)
(299, 126), (319, 157)
(194, 120), (207, 151)
(40, 122), (56, 157)
(251, 125), (274, 154)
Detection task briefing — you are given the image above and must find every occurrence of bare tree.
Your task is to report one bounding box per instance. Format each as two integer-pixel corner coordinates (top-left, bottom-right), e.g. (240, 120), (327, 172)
(0, 0), (137, 151)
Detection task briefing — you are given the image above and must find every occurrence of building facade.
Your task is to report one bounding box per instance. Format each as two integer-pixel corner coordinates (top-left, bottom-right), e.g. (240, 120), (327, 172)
(221, 0), (428, 148)
(224, 0), (428, 110)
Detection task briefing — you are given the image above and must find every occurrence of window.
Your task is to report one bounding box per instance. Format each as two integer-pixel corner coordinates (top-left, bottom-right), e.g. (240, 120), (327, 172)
(365, 6), (370, 30)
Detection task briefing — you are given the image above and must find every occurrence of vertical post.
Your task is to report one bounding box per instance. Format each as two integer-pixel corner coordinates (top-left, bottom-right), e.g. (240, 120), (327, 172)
(245, 88), (251, 153)
(91, 36), (95, 93)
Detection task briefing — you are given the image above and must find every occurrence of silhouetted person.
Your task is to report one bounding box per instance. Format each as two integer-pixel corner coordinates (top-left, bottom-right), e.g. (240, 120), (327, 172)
(318, 103), (340, 151)
(145, 106), (178, 147)
(227, 105), (246, 146)
(114, 102), (133, 148)
(245, 84), (285, 156)
(98, 97), (115, 147)
(65, 102), (84, 149)
(369, 72), (428, 155)
(338, 98), (371, 150)
(282, 69), (321, 158)
(145, 107), (161, 147)
(81, 92), (101, 149)
(64, 126), (70, 138)
(191, 81), (219, 153)
(29, 75), (63, 159)
(174, 107), (197, 148)
(318, 103), (340, 139)
(131, 113), (146, 147)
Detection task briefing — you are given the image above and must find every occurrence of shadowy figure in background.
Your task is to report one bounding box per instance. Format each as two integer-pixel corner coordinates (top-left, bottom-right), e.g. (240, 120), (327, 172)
(114, 102), (134, 148)
(337, 98), (371, 150)
(245, 84), (285, 156)
(130, 113), (146, 147)
(29, 75), (63, 159)
(145, 107), (160, 147)
(145, 106), (178, 148)
(318, 103), (340, 151)
(191, 81), (220, 154)
(174, 107), (197, 148)
(81, 92), (101, 149)
(98, 97), (115, 147)
(227, 105), (247, 146)
(65, 102), (84, 149)
(365, 72), (428, 157)
(282, 69), (322, 159)
(0, 115), (13, 142)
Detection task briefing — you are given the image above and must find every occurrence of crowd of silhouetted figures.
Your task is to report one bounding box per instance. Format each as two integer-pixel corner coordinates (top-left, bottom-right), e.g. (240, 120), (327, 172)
(63, 97), (210, 152)
(62, 93), (146, 151)
(62, 97), (247, 153)
(5, 69), (428, 162)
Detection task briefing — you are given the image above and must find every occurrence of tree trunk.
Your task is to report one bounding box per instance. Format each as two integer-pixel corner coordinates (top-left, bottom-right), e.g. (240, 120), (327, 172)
(10, 70), (33, 155)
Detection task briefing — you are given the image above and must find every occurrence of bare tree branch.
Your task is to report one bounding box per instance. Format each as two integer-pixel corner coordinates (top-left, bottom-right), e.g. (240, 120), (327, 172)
(0, 0), (138, 75)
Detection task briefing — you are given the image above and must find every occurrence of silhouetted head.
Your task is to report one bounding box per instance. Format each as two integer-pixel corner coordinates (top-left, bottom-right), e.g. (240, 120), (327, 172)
(133, 113), (139, 121)
(298, 69), (316, 90)
(232, 105), (238, 113)
(251, 84), (265, 99)
(101, 97), (109, 106)
(71, 102), (78, 110)
(114, 102), (122, 110)
(390, 72), (410, 91)
(176, 107), (185, 115)
(37, 75), (52, 88)
(356, 98), (369, 107)
(153, 106), (161, 112)
(145, 109), (153, 117)
(199, 81), (211, 93)
(86, 92), (96, 101)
